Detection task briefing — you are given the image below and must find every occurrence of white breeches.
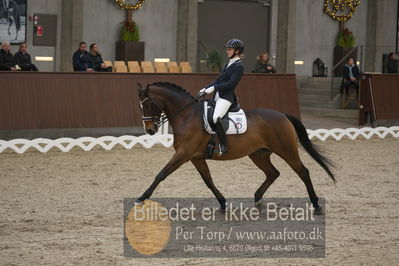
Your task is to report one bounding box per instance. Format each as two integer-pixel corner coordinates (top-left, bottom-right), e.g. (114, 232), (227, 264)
(213, 92), (231, 123)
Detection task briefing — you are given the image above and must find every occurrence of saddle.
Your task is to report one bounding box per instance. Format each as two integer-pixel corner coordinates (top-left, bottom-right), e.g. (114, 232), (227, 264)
(202, 99), (247, 158)
(202, 99), (247, 135)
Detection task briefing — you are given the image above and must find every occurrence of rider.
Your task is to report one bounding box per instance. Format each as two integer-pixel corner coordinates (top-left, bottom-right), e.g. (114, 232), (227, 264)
(199, 38), (244, 155)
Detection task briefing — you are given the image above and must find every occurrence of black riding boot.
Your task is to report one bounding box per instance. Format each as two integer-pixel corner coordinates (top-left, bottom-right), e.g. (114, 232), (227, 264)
(214, 117), (228, 156)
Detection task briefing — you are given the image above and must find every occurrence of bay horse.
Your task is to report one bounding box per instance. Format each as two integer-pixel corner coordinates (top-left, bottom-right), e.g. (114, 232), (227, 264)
(1, 0), (21, 40)
(136, 82), (335, 214)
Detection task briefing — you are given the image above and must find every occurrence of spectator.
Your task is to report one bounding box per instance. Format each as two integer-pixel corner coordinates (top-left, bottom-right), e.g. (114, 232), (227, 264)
(0, 41), (17, 71)
(385, 52), (398, 73)
(72, 41), (93, 72)
(14, 43), (39, 71)
(89, 43), (112, 72)
(342, 57), (360, 93)
(254, 52), (276, 73)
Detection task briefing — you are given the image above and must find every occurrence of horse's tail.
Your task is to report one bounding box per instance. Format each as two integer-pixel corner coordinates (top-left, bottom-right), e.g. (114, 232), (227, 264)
(285, 113), (336, 183)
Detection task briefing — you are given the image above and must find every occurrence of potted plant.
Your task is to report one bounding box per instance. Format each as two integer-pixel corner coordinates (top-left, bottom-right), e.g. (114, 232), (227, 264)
(333, 28), (357, 77)
(120, 21), (140, 42)
(336, 28), (355, 47)
(116, 19), (145, 62)
(207, 49), (223, 72)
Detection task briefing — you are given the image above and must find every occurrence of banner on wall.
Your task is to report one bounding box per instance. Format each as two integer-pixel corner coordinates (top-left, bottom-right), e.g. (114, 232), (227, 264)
(0, 0), (27, 44)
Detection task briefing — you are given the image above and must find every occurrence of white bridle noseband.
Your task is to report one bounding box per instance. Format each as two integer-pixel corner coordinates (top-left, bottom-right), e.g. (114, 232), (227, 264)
(139, 97), (166, 127)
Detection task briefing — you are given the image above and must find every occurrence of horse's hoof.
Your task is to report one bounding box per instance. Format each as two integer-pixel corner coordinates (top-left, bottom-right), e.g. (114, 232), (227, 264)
(134, 199), (144, 206)
(255, 200), (264, 209)
(220, 202), (226, 213)
(314, 206), (323, 215)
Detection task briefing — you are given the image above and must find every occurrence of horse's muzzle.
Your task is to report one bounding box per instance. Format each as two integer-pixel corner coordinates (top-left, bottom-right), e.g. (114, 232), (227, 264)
(146, 128), (156, 135)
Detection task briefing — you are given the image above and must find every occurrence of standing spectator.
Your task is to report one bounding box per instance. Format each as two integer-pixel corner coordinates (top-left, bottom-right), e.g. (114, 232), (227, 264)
(342, 57), (360, 93)
(89, 43), (112, 72)
(72, 41), (93, 72)
(254, 52), (276, 73)
(0, 41), (17, 71)
(14, 42), (38, 71)
(385, 52), (398, 73)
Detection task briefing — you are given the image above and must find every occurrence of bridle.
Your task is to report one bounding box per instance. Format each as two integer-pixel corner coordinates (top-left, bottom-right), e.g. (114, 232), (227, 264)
(139, 94), (201, 127)
(139, 96), (166, 128)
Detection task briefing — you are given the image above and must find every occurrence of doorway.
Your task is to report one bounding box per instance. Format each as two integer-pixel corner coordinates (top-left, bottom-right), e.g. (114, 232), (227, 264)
(198, 0), (271, 73)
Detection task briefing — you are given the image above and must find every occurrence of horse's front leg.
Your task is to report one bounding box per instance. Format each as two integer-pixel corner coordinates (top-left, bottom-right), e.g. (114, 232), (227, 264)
(7, 18), (12, 36)
(191, 159), (226, 211)
(135, 151), (189, 203)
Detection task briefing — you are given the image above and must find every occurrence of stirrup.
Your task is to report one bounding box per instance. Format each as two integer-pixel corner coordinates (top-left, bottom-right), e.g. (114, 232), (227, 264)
(206, 143), (215, 159)
(217, 144), (228, 156)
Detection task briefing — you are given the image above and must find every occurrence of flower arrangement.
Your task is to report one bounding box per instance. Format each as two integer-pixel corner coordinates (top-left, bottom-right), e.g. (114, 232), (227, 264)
(120, 21), (140, 42)
(336, 28), (355, 47)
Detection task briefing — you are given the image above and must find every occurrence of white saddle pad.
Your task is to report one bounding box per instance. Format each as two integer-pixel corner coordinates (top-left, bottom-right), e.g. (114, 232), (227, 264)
(203, 102), (247, 135)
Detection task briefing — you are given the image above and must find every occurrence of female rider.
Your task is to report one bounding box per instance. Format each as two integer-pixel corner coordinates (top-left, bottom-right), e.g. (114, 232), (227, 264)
(199, 39), (244, 155)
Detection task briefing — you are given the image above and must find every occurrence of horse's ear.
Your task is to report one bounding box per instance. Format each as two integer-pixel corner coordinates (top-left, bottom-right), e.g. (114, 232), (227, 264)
(137, 82), (145, 97)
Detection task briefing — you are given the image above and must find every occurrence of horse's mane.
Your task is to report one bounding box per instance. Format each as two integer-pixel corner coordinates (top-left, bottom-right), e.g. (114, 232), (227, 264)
(150, 82), (199, 102)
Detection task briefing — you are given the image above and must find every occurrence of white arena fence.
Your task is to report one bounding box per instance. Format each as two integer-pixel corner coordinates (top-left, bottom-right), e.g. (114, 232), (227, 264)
(0, 126), (398, 154)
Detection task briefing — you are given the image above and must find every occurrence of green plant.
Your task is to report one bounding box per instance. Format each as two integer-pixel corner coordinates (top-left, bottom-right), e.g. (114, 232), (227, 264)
(207, 49), (223, 72)
(120, 21), (140, 41)
(336, 28), (355, 47)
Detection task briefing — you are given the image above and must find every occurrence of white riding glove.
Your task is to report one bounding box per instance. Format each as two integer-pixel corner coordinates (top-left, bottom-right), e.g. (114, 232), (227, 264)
(204, 86), (215, 94)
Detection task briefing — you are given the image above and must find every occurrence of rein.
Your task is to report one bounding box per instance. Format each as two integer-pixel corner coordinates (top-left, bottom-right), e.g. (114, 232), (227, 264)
(140, 95), (201, 126)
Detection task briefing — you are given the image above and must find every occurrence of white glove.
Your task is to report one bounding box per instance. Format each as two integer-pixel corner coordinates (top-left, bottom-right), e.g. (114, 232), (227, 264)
(198, 88), (206, 97)
(204, 86), (215, 94)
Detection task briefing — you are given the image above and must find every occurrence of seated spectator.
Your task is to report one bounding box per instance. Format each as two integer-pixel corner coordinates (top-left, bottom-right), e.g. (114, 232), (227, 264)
(14, 43), (39, 71)
(89, 43), (112, 72)
(72, 41), (93, 72)
(342, 57), (360, 93)
(0, 41), (17, 71)
(385, 52), (398, 73)
(254, 52), (276, 73)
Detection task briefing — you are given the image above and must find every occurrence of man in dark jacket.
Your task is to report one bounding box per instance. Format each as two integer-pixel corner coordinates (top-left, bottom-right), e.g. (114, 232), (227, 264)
(385, 52), (398, 73)
(14, 43), (39, 71)
(0, 41), (17, 71)
(72, 42), (93, 72)
(342, 57), (360, 92)
(89, 43), (112, 72)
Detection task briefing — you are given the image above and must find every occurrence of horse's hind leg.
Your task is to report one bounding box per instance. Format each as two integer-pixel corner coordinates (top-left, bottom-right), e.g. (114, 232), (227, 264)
(249, 149), (280, 204)
(282, 154), (322, 214)
(8, 17), (13, 36)
(191, 159), (226, 210)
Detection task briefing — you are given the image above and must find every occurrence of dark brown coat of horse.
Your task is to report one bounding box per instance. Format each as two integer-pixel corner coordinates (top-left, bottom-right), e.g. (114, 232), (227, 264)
(136, 82), (335, 214)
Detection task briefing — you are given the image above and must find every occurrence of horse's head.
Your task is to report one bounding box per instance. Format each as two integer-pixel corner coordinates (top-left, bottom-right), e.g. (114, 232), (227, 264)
(137, 83), (164, 135)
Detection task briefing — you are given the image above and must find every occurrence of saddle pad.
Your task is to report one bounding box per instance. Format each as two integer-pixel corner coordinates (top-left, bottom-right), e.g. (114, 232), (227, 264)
(203, 102), (247, 135)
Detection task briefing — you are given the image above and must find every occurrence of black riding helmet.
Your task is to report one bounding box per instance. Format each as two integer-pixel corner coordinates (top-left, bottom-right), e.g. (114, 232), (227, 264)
(225, 39), (244, 56)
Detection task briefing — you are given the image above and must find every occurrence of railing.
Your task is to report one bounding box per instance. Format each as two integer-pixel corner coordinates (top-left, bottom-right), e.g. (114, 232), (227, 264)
(329, 45), (396, 107)
(1, 126), (398, 153)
